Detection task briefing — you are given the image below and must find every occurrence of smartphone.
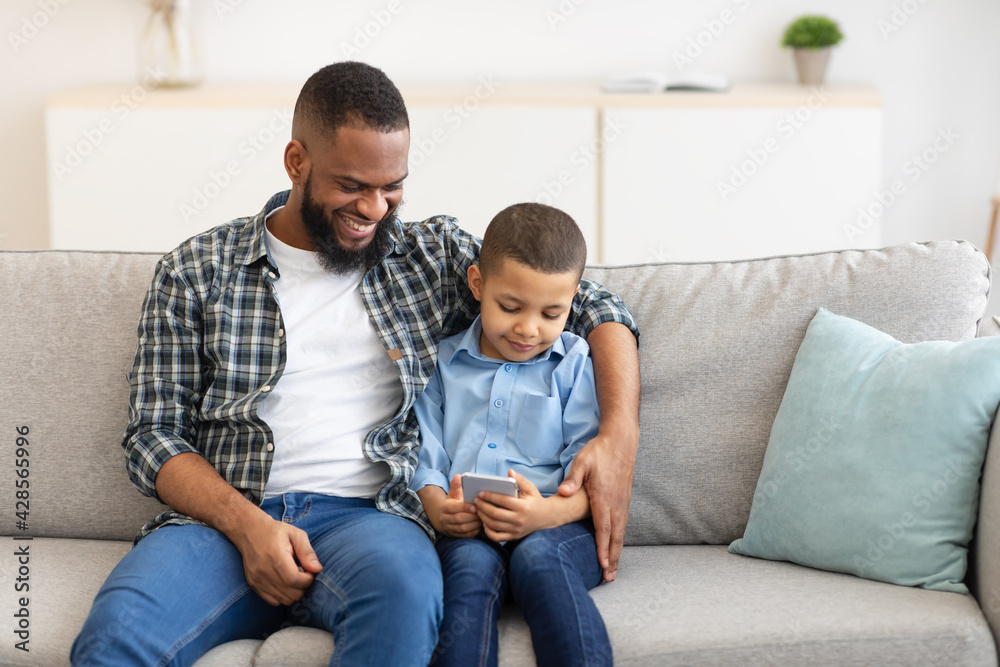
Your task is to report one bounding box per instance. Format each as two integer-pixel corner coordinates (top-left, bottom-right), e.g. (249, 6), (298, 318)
(460, 472), (518, 501)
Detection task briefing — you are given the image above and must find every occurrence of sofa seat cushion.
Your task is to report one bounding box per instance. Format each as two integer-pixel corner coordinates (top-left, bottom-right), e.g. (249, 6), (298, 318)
(595, 546), (997, 666)
(193, 629), (332, 667)
(199, 546), (999, 667)
(192, 639), (261, 666)
(7, 541), (995, 666)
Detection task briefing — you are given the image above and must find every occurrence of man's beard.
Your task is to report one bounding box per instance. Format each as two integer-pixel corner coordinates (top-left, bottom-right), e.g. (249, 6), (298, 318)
(300, 174), (395, 276)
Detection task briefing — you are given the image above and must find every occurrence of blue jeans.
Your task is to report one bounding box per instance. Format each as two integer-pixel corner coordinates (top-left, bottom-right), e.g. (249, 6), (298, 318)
(71, 494), (442, 667)
(431, 520), (611, 667)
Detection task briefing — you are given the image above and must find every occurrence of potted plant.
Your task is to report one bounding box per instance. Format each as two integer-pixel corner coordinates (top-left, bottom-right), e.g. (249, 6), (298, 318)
(781, 15), (843, 86)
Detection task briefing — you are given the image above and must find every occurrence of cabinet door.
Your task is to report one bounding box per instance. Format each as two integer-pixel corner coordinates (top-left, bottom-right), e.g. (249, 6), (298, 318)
(404, 107), (598, 257)
(600, 107), (882, 264)
(47, 104), (600, 257)
(47, 107), (291, 252)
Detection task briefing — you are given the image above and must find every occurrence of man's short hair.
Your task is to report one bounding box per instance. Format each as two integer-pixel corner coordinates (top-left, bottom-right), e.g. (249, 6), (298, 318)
(479, 203), (587, 280)
(293, 61), (408, 143)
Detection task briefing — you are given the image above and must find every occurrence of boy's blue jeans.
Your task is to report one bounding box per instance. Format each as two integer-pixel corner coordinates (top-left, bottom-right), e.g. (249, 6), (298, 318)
(432, 519), (612, 667)
(70, 494), (442, 667)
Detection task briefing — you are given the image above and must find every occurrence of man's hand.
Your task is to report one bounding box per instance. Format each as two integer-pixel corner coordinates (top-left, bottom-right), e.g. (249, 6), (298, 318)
(232, 513), (323, 607)
(154, 452), (323, 607)
(419, 475), (481, 538)
(576, 320), (640, 582)
(558, 432), (637, 582)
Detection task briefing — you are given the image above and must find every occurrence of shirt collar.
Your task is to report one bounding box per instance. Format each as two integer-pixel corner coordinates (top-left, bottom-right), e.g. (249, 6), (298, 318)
(235, 190), (407, 268)
(236, 190), (290, 268)
(445, 315), (567, 366)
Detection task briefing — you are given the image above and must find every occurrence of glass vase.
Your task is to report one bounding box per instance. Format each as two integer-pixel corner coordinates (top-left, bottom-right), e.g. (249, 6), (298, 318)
(139, 0), (203, 88)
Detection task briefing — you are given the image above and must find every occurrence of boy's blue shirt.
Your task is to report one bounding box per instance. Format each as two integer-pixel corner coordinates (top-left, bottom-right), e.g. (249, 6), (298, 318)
(411, 315), (600, 499)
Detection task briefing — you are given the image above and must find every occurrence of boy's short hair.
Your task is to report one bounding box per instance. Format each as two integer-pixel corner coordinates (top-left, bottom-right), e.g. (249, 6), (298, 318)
(293, 61), (408, 144)
(478, 203), (587, 280)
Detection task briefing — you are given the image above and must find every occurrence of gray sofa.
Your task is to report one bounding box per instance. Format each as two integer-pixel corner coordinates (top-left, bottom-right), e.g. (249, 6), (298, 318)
(1, 239), (998, 666)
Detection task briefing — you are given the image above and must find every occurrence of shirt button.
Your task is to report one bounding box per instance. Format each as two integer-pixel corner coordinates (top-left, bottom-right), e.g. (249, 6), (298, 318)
(261, 385), (271, 393)
(494, 399), (503, 407)
(268, 271), (277, 279)
(278, 328), (284, 337)
(488, 443), (497, 449)
(504, 364), (512, 372)
(266, 442), (274, 452)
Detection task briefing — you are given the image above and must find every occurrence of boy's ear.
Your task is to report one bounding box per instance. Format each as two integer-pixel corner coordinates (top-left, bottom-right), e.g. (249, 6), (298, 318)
(468, 265), (484, 301)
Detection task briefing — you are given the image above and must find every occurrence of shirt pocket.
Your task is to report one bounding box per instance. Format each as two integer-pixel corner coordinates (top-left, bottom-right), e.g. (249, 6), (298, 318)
(514, 395), (564, 460)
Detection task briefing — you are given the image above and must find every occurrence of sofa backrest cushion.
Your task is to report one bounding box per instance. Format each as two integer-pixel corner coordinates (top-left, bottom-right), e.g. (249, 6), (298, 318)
(584, 240), (991, 546)
(0, 251), (165, 541)
(0, 240), (991, 545)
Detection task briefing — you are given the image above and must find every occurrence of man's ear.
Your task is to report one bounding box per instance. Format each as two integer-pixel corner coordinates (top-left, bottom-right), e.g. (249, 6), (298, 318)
(283, 140), (308, 184)
(468, 265), (483, 301)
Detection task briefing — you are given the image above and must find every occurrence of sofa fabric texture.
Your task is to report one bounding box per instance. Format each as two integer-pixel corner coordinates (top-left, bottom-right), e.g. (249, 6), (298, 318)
(583, 240), (990, 547)
(0, 240), (996, 666)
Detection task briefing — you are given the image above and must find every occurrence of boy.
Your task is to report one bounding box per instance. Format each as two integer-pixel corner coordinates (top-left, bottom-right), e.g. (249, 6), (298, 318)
(411, 203), (613, 666)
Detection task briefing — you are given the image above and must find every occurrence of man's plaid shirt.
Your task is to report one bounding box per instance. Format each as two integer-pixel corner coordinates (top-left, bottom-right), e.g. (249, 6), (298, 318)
(123, 190), (639, 542)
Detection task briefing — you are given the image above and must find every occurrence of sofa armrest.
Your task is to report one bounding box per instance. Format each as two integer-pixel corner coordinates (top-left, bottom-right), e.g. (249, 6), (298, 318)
(971, 406), (1000, 646)
(979, 315), (1000, 338)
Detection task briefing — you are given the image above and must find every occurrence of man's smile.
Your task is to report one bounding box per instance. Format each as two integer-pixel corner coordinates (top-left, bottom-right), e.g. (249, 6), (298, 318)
(336, 211), (378, 240)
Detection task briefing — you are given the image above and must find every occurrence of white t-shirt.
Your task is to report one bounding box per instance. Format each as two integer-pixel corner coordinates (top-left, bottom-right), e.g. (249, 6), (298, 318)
(260, 215), (402, 499)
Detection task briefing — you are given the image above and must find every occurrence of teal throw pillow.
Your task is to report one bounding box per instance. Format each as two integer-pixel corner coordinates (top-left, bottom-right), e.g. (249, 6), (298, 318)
(729, 308), (1000, 593)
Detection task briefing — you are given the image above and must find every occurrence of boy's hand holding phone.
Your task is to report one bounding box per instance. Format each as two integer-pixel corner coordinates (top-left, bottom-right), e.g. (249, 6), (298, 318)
(418, 474), (482, 538)
(476, 470), (591, 542)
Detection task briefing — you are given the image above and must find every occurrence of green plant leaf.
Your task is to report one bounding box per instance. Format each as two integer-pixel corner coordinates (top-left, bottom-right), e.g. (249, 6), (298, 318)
(782, 15), (843, 48)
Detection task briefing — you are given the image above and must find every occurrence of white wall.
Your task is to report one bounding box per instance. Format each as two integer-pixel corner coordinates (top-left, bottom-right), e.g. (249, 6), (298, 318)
(3, 0), (1000, 268)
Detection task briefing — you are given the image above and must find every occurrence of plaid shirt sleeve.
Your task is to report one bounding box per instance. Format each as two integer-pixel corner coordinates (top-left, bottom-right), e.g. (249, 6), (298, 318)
(434, 218), (483, 339)
(122, 255), (204, 501)
(571, 276), (640, 343)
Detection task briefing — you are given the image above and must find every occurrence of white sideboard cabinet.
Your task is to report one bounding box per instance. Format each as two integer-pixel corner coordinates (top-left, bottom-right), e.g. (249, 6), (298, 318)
(600, 85), (882, 263)
(46, 83), (881, 262)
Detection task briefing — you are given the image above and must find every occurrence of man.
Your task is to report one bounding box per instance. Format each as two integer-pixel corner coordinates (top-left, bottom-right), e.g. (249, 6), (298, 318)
(72, 61), (639, 666)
